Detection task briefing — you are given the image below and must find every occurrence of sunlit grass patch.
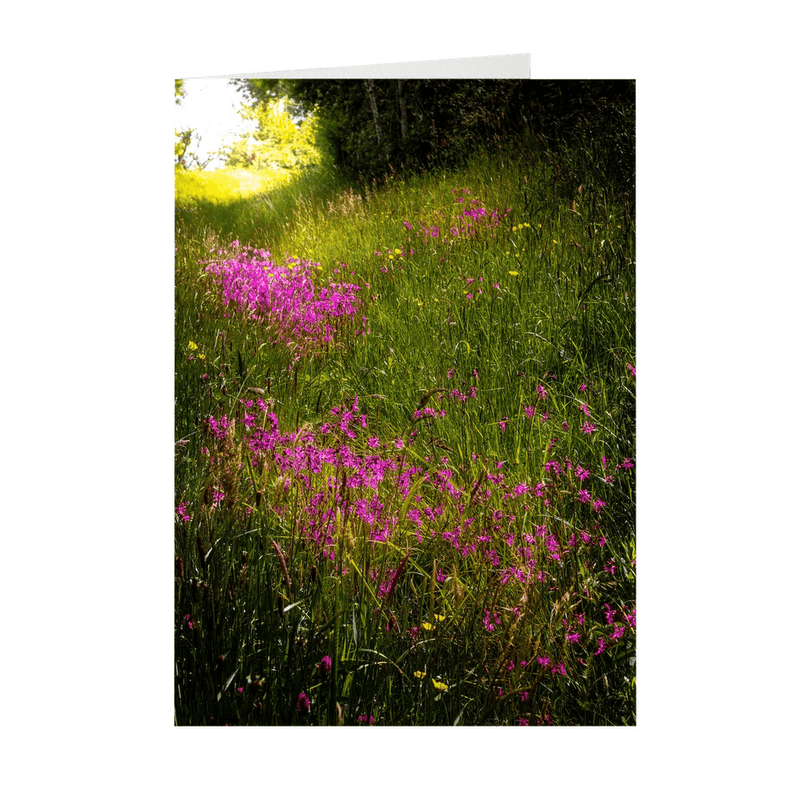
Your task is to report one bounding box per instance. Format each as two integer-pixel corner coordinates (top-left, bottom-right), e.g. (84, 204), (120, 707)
(175, 167), (294, 203)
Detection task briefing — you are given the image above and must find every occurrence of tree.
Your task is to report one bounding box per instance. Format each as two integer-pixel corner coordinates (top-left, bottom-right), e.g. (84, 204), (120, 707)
(175, 78), (194, 169)
(174, 79), (221, 170)
(175, 128), (191, 168)
(234, 79), (532, 180)
(220, 95), (322, 172)
(231, 79), (635, 194)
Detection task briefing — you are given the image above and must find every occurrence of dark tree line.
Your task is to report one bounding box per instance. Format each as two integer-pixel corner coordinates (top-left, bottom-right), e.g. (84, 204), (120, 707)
(234, 79), (634, 199)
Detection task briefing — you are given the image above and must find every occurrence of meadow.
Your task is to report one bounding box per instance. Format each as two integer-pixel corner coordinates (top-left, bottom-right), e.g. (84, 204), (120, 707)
(174, 141), (635, 725)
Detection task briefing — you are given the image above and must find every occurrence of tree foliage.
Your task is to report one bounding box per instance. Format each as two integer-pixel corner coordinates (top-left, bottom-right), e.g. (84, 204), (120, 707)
(174, 79), (222, 170)
(233, 79), (634, 197)
(175, 78), (193, 169)
(220, 97), (321, 172)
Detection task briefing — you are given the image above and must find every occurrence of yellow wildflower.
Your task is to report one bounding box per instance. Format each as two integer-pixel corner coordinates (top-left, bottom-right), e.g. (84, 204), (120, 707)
(431, 679), (449, 692)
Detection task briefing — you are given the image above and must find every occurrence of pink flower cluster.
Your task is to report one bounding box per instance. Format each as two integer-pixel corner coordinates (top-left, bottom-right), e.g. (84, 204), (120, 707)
(192, 367), (634, 665)
(203, 243), (363, 361)
(401, 189), (509, 245)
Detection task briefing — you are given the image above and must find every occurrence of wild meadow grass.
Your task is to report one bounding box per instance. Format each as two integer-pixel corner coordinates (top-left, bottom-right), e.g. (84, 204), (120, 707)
(175, 146), (635, 725)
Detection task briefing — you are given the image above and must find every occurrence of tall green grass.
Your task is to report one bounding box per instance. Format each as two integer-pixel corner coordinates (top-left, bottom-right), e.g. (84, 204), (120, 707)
(175, 144), (635, 725)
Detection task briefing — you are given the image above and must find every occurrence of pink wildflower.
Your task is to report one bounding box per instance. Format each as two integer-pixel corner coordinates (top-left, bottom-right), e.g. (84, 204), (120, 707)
(296, 692), (311, 714)
(318, 655), (332, 677)
(594, 638), (606, 656)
